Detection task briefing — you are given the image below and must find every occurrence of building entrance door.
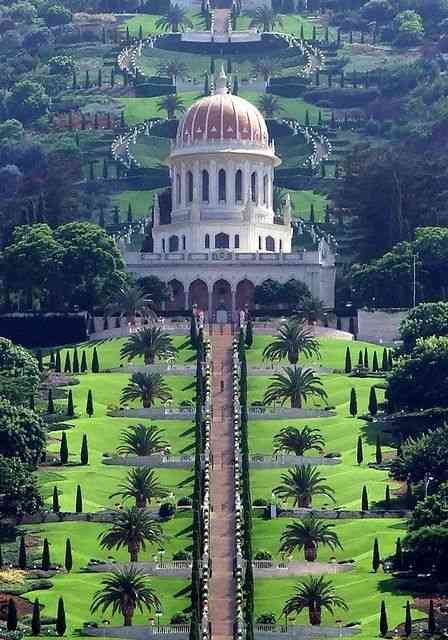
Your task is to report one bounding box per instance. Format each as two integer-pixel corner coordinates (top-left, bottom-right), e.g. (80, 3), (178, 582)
(216, 308), (228, 324)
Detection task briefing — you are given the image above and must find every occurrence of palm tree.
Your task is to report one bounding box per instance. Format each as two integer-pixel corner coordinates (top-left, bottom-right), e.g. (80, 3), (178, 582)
(121, 372), (172, 408)
(155, 5), (193, 32)
(258, 94), (284, 118)
(251, 58), (280, 82)
(283, 576), (348, 625)
(263, 367), (328, 409)
(263, 320), (320, 364)
(279, 516), (342, 561)
(273, 465), (335, 507)
(117, 424), (169, 457)
(293, 296), (325, 325)
(248, 6), (283, 32)
(158, 60), (189, 83)
(273, 426), (325, 457)
(157, 94), (186, 119)
(98, 507), (164, 562)
(110, 467), (169, 508)
(120, 327), (177, 365)
(90, 566), (161, 626)
(108, 286), (155, 327)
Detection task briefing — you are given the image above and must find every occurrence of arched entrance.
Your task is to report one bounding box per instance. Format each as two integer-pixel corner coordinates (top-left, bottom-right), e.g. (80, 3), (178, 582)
(188, 279), (208, 311)
(167, 279), (185, 311)
(212, 279), (232, 322)
(236, 279), (255, 311)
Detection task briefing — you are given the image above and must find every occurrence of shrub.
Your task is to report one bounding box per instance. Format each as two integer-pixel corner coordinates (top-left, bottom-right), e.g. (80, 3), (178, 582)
(253, 498), (269, 507)
(177, 496), (192, 507)
(254, 551), (272, 560)
(256, 613), (276, 624)
(172, 550), (191, 561)
(303, 87), (380, 108)
(159, 502), (176, 519)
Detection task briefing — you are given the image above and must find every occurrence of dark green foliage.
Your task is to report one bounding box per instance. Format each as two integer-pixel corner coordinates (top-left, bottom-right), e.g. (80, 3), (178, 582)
(361, 485), (369, 511)
(47, 388), (55, 414)
(428, 599), (436, 635)
(388, 350), (393, 370)
(30, 395), (35, 410)
(56, 597), (66, 636)
(394, 537), (402, 570)
(356, 436), (363, 465)
(36, 349), (43, 372)
(406, 481), (414, 509)
(41, 538), (50, 571)
(190, 315), (198, 349)
(52, 486), (60, 513)
(363, 348), (369, 369)
(75, 485), (83, 513)
(372, 537), (380, 572)
(344, 347), (351, 373)
(50, 352), (55, 367)
(385, 484), (391, 508)
(369, 387), (378, 416)
(381, 348), (388, 371)
(18, 535), (26, 569)
(375, 434), (382, 464)
(91, 347), (99, 373)
(64, 539), (72, 572)
(86, 390), (94, 417)
(80, 434), (88, 465)
(349, 388), (357, 416)
(405, 601), (412, 637)
(245, 320), (253, 348)
(63, 351), (71, 373)
(127, 203), (133, 224)
(60, 432), (69, 465)
(7, 598), (17, 631)
(67, 390), (74, 417)
(358, 350), (363, 366)
(80, 351), (87, 373)
(31, 599), (41, 636)
(238, 328), (245, 359)
(379, 601), (388, 637)
(72, 349), (79, 374)
(372, 351), (379, 372)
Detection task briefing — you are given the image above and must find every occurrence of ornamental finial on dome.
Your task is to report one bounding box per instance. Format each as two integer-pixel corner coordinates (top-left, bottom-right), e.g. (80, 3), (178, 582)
(214, 65), (228, 95)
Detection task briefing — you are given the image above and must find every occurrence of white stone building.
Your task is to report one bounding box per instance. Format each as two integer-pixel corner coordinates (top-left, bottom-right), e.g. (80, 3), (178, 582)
(124, 70), (336, 321)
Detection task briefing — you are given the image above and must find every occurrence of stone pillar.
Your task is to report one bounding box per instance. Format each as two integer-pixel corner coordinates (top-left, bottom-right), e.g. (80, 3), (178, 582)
(228, 161), (235, 206)
(257, 166), (263, 207)
(208, 288), (213, 319)
(210, 160), (217, 206)
(180, 163), (186, 208)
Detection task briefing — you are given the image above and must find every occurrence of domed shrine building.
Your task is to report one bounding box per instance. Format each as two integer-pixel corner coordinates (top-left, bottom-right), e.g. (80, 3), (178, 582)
(125, 71), (335, 322)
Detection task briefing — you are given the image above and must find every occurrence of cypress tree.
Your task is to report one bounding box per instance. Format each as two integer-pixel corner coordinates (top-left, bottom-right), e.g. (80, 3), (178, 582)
(349, 387), (357, 417)
(60, 432), (69, 465)
(31, 598), (41, 636)
(404, 601), (412, 637)
(344, 347), (352, 373)
(372, 537), (380, 572)
(361, 485), (369, 511)
(64, 352), (71, 373)
(245, 320), (253, 348)
(379, 600), (388, 637)
(381, 347), (388, 371)
(190, 315), (198, 349)
(64, 539), (73, 573)
(385, 484), (391, 508)
(18, 535), (27, 569)
(47, 388), (55, 414)
(75, 485), (83, 513)
(356, 436), (363, 465)
(91, 347), (100, 373)
(41, 538), (50, 571)
(358, 350), (363, 366)
(394, 537), (402, 570)
(375, 434), (382, 464)
(56, 597), (66, 636)
(127, 203), (133, 223)
(80, 351), (87, 373)
(388, 350), (393, 370)
(372, 351), (379, 372)
(52, 486), (60, 513)
(72, 349), (79, 374)
(428, 599), (436, 635)
(7, 599), (17, 631)
(363, 347), (369, 369)
(86, 390), (94, 417)
(67, 390), (74, 417)
(80, 434), (88, 465)
(369, 387), (378, 416)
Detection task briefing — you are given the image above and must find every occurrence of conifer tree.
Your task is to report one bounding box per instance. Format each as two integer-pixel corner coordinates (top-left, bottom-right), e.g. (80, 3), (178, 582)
(67, 390), (74, 417)
(245, 320), (253, 348)
(81, 351), (87, 373)
(7, 599), (17, 631)
(91, 347), (100, 373)
(344, 346), (352, 373)
(372, 351), (379, 372)
(75, 485), (83, 513)
(47, 388), (55, 414)
(375, 434), (382, 464)
(52, 486), (60, 513)
(369, 387), (378, 416)
(18, 535), (27, 569)
(56, 597), (66, 636)
(394, 537), (402, 570)
(379, 600), (388, 637)
(80, 434), (88, 465)
(72, 349), (79, 374)
(428, 599), (436, 635)
(356, 436), (363, 465)
(60, 432), (69, 465)
(388, 350), (393, 370)
(190, 315), (198, 348)
(86, 390), (94, 417)
(385, 484), (391, 508)
(404, 601), (412, 637)
(372, 537), (380, 572)
(358, 350), (363, 366)
(363, 347), (369, 369)
(64, 539), (73, 573)
(64, 352), (71, 373)
(127, 203), (133, 223)
(361, 485), (368, 511)
(41, 538), (50, 571)
(349, 387), (357, 417)
(381, 347), (388, 371)
(31, 598), (41, 636)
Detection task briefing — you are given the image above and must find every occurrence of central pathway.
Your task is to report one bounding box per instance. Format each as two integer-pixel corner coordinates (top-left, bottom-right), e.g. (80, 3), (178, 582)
(213, 8), (231, 34)
(209, 325), (236, 640)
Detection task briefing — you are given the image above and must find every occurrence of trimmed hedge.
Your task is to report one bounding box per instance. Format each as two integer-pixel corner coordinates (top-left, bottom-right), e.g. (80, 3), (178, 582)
(303, 87), (380, 108)
(154, 32), (290, 55)
(0, 315), (87, 348)
(135, 82), (175, 98)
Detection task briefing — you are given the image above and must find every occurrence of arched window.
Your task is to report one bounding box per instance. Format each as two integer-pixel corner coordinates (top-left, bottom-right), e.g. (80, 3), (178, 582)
(182, 235), (186, 250)
(218, 169), (226, 202)
(176, 174), (181, 204)
(186, 171), (193, 203)
(258, 236), (262, 250)
(234, 234), (240, 249)
(205, 234), (210, 249)
(263, 174), (268, 205)
(169, 235), (179, 252)
(266, 236), (275, 252)
(162, 238), (166, 253)
(215, 233), (230, 249)
(202, 170), (209, 202)
(235, 169), (242, 202)
(251, 172), (257, 203)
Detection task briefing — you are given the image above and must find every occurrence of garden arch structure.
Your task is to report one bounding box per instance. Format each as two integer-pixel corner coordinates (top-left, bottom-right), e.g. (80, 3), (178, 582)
(188, 279), (209, 311)
(167, 279), (186, 311)
(236, 279), (255, 311)
(212, 279), (232, 320)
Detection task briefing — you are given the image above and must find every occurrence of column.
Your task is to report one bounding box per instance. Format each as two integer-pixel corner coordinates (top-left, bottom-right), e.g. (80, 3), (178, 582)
(208, 287), (213, 319)
(228, 161), (235, 206)
(180, 163), (186, 208)
(210, 160), (217, 206)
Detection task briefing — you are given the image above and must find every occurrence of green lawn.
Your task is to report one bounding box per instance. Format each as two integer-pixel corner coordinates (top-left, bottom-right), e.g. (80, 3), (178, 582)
(240, 91), (322, 123)
(120, 92), (198, 126)
(123, 11), (204, 36)
(111, 189), (161, 220)
(288, 189), (330, 221)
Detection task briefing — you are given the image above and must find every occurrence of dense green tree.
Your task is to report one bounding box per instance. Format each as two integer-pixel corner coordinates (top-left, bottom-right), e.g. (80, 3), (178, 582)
(0, 338), (40, 404)
(6, 80), (50, 124)
(7, 599), (17, 631)
(400, 302), (448, 353)
(372, 537), (380, 572)
(375, 434), (383, 464)
(362, 485), (369, 511)
(75, 485), (83, 513)
(344, 347), (352, 373)
(60, 432), (68, 465)
(52, 486), (60, 513)
(0, 399), (46, 467)
(86, 390), (94, 417)
(31, 599), (41, 636)
(56, 597), (66, 636)
(65, 538), (73, 572)
(41, 538), (50, 571)
(403, 527), (448, 577)
(0, 456), (42, 515)
(408, 483), (448, 529)
(356, 436), (363, 465)
(391, 425), (448, 485)
(369, 387), (378, 416)
(67, 390), (74, 417)
(80, 434), (88, 465)
(349, 388), (357, 417)
(18, 535), (27, 569)
(379, 601), (388, 637)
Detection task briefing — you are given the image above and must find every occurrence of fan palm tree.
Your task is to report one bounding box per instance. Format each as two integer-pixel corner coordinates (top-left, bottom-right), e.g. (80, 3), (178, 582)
(282, 576), (348, 625)
(98, 507), (164, 562)
(90, 566), (161, 626)
(273, 426), (325, 457)
(279, 516), (342, 561)
(108, 286), (155, 326)
(293, 296), (325, 325)
(117, 424), (169, 457)
(258, 94), (284, 118)
(155, 5), (193, 32)
(120, 327), (177, 365)
(263, 320), (320, 364)
(110, 467), (169, 508)
(121, 372), (172, 408)
(157, 94), (186, 119)
(273, 465), (335, 507)
(248, 6), (283, 32)
(263, 367), (328, 409)
(251, 58), (280, 81)
(157, 60), (189, 83)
